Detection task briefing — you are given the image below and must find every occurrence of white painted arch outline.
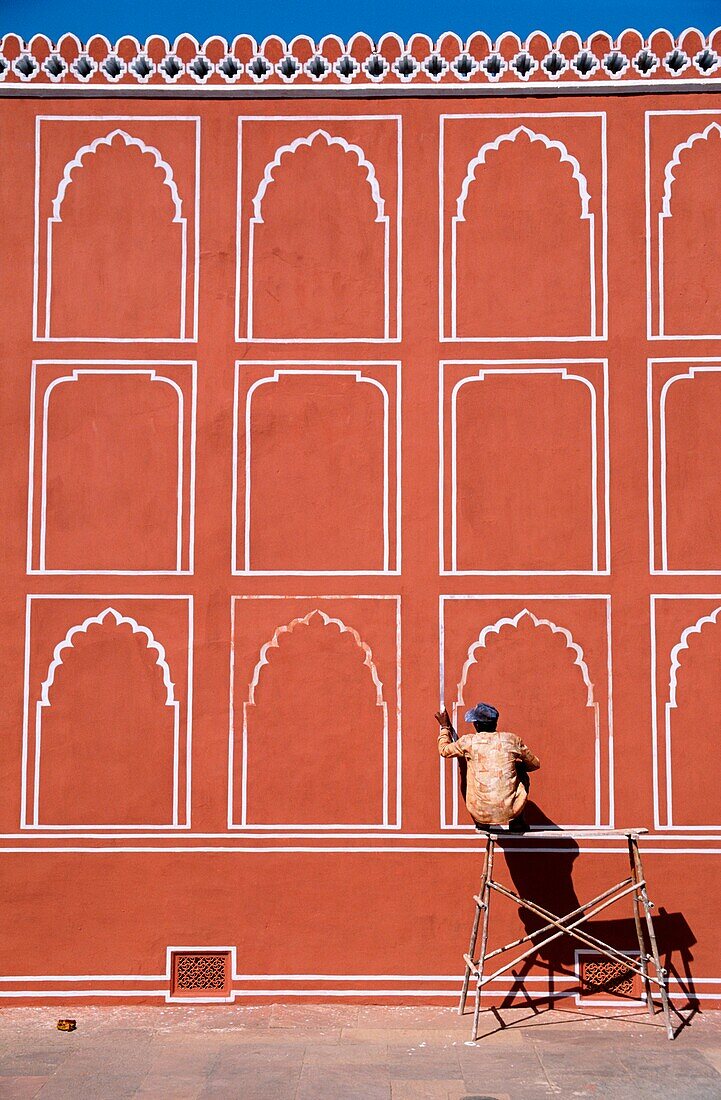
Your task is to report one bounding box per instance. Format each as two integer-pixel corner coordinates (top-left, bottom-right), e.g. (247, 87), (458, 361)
(30, 607), (182, 830)
(449, 125), (597, 340)
(454, 126), (592, 220)
(246, 610), (385, 706)
(441, 361), (609, 575)
(652, 362), (721, 573)
(233, 362), (400, 576)
(658, 121), (721, 338)
(45, 129), (187, 339)
(456, 609), (596, 708)
(660, 603), (721, 828)
(31, 366), (193, 575)
(34, 116), (200, 343)
(667, 606), (721, 706)
(645, 111), (721, 342)
(251, 129), (387, 222)
(247, 128), (389, 340)
(228, 595), (401, 834)
(237, 116), (402, 344)
(235, 609), (391, 830)
(50, 129), (184, 221)
(439, 596), (613, 832)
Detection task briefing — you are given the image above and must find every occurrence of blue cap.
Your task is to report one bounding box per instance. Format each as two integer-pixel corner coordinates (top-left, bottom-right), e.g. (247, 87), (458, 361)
(464, 702), (499, 724)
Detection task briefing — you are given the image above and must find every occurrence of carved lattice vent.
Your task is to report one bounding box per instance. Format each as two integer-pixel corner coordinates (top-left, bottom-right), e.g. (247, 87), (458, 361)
(579, 956), (640, 1001)
(170, 950), (231, 998)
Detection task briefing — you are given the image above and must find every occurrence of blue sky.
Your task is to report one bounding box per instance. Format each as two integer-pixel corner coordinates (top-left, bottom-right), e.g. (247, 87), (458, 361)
(4, 0), (720, 44)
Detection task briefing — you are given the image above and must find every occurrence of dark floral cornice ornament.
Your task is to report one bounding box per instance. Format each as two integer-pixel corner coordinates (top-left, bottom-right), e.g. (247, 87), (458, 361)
(0, 29), (720, 91)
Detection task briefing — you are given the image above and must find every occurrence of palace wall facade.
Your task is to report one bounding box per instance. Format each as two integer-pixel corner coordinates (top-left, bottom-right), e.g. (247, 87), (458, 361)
(0, 28), (720, 1006)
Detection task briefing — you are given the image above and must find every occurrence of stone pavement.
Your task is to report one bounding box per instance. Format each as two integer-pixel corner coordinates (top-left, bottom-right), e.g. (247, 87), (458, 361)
(0, 1003), (719, 1099)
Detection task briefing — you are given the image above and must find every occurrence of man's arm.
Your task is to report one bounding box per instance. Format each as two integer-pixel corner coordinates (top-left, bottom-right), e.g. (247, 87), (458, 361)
(435, 708), (465, 758)
(519, 742), (540, 771)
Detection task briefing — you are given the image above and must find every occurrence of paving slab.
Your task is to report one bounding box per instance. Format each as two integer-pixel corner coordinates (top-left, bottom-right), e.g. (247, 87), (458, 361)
(304, 1041), (390, 1065)
(385, 1055), (464, 1082)
(35, 1074), (143, 1099)
(0, 1080), (47, 1099)
(269, 1005), (360, 1029)
(389, 1082), (468, 1100)
(201, 1064), (302, 1100)
(295, 1063), (392, 1100)
(135, 1074), (206, 1099)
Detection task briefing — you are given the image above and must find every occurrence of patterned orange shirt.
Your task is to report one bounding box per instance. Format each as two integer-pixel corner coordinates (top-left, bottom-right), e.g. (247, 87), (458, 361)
(437, 728), (540, 826)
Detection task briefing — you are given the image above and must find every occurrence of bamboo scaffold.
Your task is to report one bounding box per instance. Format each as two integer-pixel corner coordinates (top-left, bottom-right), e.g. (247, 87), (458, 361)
(459, 828), (675, 1041)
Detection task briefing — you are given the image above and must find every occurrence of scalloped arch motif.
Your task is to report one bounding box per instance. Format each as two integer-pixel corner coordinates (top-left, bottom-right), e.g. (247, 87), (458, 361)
(668, 605), (721, 707)
(456, 126), (592, 221)
(251, 129), (386, 222)
(3, 30), (721, 87)
(51, 129), (183, 221)
(39, 606), (176, 708)
(457, 608), (595, 709)
(662, 122), (721, 217)
(246, 609), (385, 706)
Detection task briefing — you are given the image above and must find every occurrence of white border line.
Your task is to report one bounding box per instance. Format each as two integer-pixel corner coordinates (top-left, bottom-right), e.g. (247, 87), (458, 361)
(0, 831), (718, 842)
(0, 968), (710, 1003)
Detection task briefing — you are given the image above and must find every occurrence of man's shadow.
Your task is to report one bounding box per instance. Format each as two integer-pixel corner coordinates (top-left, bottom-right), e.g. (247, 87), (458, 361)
(491, 803), (697, 1026)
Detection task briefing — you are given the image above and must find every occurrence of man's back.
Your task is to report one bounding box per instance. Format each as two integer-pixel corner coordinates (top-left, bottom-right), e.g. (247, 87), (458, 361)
(438, 726), (540, 826)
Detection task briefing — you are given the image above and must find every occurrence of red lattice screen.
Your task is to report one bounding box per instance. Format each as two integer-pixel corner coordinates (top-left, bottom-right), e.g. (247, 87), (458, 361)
(579, 956), (641, 1001)
(170, 951), (231, 998)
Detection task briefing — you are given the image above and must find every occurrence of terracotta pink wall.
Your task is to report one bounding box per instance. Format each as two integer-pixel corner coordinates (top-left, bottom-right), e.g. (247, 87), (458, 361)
(0, 91), (718, 1006)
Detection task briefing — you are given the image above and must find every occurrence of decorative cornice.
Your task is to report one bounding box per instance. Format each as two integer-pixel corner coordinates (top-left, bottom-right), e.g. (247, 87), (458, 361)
(1, 29), (721, 91)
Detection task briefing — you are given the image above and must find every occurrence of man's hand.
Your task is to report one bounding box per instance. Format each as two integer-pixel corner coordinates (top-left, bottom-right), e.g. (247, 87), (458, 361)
(435, 707), (452, 729)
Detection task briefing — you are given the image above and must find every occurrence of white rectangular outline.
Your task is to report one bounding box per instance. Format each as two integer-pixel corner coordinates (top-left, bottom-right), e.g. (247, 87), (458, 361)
(228, 594), (401, 834)
(573, 948), (645, 1007)
(439, 359), (610, 575)
(438, 594), (615, 832)
(27, 359), (197, 576)
(650, 594), (721, 831)
(33, 115), (201, 344)
(165, 945), (237, 1003)
(439, 111), (608, 343)
(235, 114), (402, 344)
(646, 110), (721, 342)
(648, 357), (721, 574)
(21, 594), (193, 832)
(231, 360), (401, 575)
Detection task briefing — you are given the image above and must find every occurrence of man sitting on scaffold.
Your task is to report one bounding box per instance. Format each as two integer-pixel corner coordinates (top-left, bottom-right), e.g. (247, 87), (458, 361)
(435, 701), (540, 832)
